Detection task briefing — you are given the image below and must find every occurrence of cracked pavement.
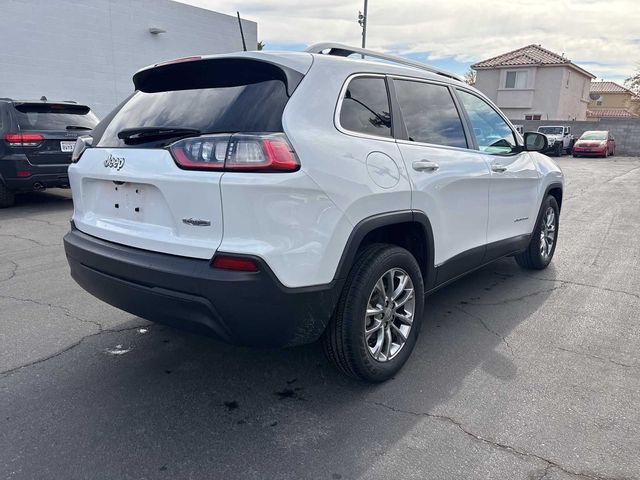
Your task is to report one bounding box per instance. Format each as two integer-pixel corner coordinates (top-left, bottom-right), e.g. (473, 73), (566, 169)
(1, 157), (639, 479)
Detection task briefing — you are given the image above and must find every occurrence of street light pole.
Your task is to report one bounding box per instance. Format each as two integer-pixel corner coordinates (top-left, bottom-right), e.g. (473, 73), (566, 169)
(359, 0), (368, 50)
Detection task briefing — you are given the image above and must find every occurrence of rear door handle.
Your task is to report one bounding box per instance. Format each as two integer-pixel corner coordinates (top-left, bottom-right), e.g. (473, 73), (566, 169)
(412, 160), (440, 172)
(491, 164), (508, 173)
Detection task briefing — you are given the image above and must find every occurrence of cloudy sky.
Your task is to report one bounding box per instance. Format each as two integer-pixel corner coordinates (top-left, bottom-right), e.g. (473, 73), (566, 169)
(179, 0), (639, 83)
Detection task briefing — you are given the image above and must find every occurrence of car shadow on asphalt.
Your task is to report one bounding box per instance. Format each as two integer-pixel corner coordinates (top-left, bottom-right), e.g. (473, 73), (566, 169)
(0, 189), (72, 219)
(2, 256), (559, 479)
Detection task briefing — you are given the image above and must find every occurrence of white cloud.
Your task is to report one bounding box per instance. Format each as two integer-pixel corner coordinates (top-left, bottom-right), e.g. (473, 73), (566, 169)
(178, 0), (640, 81)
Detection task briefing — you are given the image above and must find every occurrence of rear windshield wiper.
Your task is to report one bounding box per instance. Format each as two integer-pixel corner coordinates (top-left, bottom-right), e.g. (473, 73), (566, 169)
(66, 125), (93, 131)
(117, 127), (201, 144)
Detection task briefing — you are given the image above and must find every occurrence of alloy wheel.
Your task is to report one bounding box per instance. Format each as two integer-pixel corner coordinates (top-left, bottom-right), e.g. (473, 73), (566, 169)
(539, 207), (556, 259)
(364, 268), (415, 362)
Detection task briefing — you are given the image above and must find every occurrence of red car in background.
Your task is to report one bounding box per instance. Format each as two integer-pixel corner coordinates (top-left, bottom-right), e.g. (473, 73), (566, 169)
(572, 130), (615, 157)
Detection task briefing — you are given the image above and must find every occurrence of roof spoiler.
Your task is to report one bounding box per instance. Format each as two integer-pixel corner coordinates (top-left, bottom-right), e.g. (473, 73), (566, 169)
(133, 57), (304, 97)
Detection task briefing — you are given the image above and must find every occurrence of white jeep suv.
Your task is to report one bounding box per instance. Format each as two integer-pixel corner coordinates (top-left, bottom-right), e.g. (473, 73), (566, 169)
(64, 43), (563, 382)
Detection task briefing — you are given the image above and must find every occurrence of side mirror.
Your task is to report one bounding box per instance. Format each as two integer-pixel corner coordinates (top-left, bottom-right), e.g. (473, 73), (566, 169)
(523, 132), (548, 152)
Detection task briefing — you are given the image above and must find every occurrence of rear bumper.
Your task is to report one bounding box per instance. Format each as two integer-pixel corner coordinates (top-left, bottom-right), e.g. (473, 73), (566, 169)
(0, 155), (70, 192)
(63, 227), (341, 347)
(572, 147), (607, 156)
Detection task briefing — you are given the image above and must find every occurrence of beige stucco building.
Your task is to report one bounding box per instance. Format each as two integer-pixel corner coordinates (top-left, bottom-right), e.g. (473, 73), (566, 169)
(587, 81), (640, 119)
(472, 45), (595, 121)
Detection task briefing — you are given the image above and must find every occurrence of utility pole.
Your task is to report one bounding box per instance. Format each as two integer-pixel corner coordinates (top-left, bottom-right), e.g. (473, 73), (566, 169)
(358, 0), (368, 52)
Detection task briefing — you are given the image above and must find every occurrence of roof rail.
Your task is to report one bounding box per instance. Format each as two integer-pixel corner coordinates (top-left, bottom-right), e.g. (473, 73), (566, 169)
(305, 42), (461, 81)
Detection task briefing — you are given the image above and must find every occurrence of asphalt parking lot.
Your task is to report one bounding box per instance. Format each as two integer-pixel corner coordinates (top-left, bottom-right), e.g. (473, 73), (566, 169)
(1, 156), (639, 480)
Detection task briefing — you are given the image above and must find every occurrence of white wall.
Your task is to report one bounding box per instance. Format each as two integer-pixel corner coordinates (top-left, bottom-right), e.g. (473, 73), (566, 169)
(474, 69), (501, 104)
(0, 0), (257, 117)
(557, 68), (590, 120)
(528, 66), (564, 119)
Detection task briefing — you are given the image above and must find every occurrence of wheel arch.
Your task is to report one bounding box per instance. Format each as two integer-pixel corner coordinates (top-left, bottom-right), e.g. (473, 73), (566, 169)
(529, 182), (563, 239)
(333, 211), (436, 289)
(545, 182), (563, 212)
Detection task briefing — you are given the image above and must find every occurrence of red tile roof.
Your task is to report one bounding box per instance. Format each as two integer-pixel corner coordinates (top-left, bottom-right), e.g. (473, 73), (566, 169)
(472, 45), (569, 68)
(590, 81), (634, 94)
(587, 108), (638, 118)
(471, 44), (594, 77)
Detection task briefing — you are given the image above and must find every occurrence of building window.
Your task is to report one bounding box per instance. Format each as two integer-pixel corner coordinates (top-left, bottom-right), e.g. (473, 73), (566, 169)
(596, 100), (603, 106)
(505, 70), (528, 89)
(524, 114), (542, 120)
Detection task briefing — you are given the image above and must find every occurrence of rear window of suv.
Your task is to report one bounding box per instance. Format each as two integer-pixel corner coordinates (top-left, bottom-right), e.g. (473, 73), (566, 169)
(97, 80), (288, 148)
(12, 103), (98, 131)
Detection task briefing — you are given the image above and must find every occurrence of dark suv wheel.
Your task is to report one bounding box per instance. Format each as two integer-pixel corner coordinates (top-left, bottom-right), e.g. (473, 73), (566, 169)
(323, 243), (424, 382)
(514, 195), (559, 269)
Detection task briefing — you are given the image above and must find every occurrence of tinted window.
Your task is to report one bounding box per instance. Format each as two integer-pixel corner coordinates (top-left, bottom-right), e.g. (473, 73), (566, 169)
(394, 80), (466, 148)
(339, 77), (392, 138)
(12, 104), (98, 131)
(97, 80), (289, 147)
(457, 90), (516, 155)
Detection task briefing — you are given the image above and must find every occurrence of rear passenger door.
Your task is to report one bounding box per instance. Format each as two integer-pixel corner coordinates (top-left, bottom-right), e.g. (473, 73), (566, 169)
(454, 89), (540, 251)
(391, 78), (491, 283)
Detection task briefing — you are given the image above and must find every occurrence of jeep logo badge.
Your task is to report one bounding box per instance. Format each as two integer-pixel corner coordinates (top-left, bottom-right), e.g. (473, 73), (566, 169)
(104, 154), (125, 171)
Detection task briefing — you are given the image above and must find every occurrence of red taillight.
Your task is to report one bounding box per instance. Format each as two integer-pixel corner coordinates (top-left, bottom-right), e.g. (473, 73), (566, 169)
(226, 136), (299, 171)
(4, 133), (44, 147)
(169, 133), (300, 172)
(170, 134), (229, 170)
(16, 170), (31, 177)
(211, 255), (260, 272)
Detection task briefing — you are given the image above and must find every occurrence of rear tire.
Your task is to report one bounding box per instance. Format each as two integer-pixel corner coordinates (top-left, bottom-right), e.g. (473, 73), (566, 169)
(0, 183), (15, 208)
(323, 244), (424, 382)
(515, 195), (559, 270)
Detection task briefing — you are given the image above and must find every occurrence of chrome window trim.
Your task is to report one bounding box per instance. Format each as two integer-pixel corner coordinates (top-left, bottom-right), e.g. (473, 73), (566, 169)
(389, 75), (470, 150)
(334, 73), (396, 144)
(395, 138), (475, 155)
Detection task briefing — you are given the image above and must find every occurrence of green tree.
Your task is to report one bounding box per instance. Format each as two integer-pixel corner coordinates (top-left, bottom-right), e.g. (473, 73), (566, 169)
(257, 41), (265, 51)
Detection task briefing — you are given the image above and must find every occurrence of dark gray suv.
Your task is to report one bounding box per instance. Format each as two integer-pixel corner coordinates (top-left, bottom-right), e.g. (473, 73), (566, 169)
(0, 98), (99, 207)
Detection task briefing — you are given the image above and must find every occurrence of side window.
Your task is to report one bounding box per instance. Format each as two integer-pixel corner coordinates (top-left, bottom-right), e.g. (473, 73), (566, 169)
(393, 80), (467, 148)
(457, 90), (517, 155)
(339, 77), (392, 138)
